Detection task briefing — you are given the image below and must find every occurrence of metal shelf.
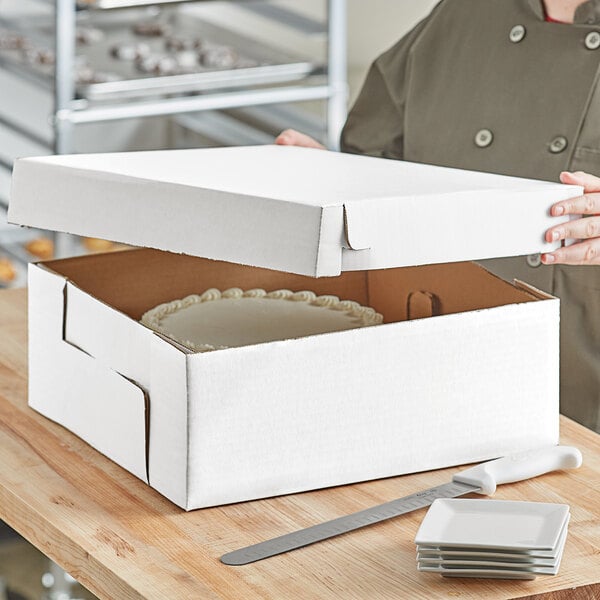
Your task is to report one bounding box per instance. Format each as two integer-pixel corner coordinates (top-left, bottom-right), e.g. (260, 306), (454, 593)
(31, 0), (213, 10)
(175, 110), (279, 146)
(81, 0), (203, 9)
(173, 102), (326, 147)
(73, 0), (325, 15)
(0, 0), (346, 147)
(0, 161), (12, 210)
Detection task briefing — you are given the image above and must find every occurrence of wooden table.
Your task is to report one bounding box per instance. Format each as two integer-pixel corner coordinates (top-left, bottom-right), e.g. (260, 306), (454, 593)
(0, 288), (598, 600)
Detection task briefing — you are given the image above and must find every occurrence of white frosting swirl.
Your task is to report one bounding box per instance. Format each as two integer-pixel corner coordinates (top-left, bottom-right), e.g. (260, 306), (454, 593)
(141, 287), (383, 352)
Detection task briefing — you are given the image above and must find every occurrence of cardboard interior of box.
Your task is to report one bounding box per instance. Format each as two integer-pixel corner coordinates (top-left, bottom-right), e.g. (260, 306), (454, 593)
(43, 247), (541, 328)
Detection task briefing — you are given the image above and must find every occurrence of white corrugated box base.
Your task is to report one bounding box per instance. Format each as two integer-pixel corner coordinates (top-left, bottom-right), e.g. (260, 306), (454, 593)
(27, 250), (559, 510)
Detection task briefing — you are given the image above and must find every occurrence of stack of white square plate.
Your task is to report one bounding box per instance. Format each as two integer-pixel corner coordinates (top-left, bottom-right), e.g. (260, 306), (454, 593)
(414, 498), (570, 580)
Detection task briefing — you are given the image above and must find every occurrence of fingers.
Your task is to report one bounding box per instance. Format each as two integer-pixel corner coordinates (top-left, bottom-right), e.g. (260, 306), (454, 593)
(550, 195), (599, 217)
(274, 129), (326, 150)
(552, 171), (600, 216)
(274, 129), (297, 145)
(559, 170), (600, 192)
(545, 215), (600, 243)
(544, 171), (600, 265)
(542, 239), (600, 265)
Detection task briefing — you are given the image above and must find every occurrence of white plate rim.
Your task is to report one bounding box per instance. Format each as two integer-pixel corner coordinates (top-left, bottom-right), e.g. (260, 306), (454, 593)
(417, 555), (557, 567)
(440, 571), (537, 580)
(417, 564), (548, 576)
(416, 517), (569, 561)
(417, 559), (559, 574)
(414, 498), (570, 550)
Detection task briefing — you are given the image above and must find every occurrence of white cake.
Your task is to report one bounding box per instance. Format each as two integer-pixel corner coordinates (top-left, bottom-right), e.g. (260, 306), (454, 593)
(141, 288), (383, 352)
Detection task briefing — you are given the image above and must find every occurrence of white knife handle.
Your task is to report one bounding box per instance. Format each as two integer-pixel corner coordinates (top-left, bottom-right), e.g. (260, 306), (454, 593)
(452, 445), (582, 496)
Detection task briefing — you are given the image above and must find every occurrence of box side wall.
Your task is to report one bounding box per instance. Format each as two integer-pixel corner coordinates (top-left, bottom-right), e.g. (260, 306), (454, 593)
(185, 299), (559, 508)
(11, 147), (584, 275)
(64, 282), (154, 390)
(41, 250), (537, 326)
(41, 249), (370, 322)
(148, 337), (189, 508)
(315, 205), (345, 276)
(64, 281), (200, 495)
(10, 160), (338, 276)
(28, 264), (149, 482)
(342, 187), (576, 271)
(365, 261), (539, 323)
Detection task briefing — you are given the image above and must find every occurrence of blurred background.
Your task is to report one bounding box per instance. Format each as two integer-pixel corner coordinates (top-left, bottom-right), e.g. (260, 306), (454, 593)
(0, 0), (436, 597)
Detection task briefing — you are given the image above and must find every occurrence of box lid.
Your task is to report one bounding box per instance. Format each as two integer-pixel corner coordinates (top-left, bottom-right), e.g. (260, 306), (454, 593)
(9, 145), (580, 277)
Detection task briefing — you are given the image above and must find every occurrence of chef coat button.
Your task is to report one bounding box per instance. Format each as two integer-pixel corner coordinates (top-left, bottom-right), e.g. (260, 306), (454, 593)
(526, 253), (542, 268)
(474, 128), (493, 148)
(509, 25), (526, 43)
(548, 135), (568, 154)
(585, 31), (600, 50)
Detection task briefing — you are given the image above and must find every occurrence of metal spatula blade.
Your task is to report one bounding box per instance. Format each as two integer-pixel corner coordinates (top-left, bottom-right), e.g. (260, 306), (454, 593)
(221, 446), (582, 566)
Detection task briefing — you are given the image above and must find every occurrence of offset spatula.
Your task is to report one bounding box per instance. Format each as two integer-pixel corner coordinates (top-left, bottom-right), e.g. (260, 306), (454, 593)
(221, 445), (582, 566)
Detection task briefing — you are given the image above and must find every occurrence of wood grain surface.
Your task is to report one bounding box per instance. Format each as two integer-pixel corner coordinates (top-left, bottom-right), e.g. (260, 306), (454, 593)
(0, 287), (598, 600)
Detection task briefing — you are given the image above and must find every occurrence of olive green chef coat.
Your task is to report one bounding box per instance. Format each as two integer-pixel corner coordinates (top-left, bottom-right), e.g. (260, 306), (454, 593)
(341, 0), (600, 433)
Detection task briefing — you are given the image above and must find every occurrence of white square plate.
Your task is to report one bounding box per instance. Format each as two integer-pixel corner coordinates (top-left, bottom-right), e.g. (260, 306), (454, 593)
(414, 499), (569, 550)
(417, 556), (562, 575)
(418, 554), (557, 568)
(417, 565), (538, 579)
(424, 568), (537, 580)
(417, 516), (569, 562)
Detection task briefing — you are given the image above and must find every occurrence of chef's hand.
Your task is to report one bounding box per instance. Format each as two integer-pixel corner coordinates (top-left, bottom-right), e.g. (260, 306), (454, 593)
(274, 129), (325, 150)
(542, 171), (600, 265)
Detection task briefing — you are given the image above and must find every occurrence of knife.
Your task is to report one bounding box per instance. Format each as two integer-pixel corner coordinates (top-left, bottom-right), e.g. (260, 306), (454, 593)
(220, 445), (582, 566)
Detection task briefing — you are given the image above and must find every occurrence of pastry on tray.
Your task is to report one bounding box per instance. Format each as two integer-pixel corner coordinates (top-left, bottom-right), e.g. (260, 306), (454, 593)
(25, 236), (54, 260)
(0, 258), (16, 283)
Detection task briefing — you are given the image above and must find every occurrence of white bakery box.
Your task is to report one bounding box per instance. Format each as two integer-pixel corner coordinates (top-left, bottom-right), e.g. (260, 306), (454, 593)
(8, 145), (579, 510)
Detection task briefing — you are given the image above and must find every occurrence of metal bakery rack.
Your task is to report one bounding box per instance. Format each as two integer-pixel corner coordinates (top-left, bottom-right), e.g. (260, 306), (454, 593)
(0, 0), (347, 285)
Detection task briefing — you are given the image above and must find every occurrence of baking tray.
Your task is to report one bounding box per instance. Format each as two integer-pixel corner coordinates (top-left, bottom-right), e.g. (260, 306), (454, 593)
(0, 9), (319, 101)
(77, 0), (196, 8)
